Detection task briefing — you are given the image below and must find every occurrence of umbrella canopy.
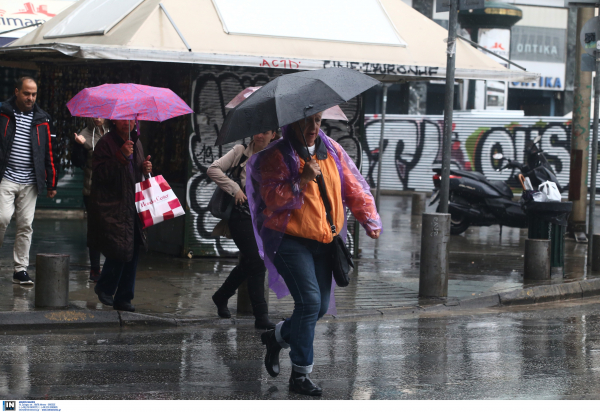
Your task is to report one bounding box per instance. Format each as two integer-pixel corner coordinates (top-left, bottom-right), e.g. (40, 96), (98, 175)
(226, 87), (348, 121)
(216, 68), (379, 146)
(67, 83), (193, 121)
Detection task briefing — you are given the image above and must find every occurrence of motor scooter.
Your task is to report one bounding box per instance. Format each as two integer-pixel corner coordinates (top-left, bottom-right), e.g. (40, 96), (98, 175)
(430, 135), (562, 235)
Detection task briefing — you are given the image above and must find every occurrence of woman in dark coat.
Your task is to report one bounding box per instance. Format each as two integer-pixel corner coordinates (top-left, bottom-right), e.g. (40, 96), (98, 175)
(87, 119), (151, 312)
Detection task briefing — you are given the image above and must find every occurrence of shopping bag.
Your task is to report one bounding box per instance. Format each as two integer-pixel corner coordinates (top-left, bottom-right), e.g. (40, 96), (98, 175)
(135, 175), (185, 229)
(538, 181), (561, 202)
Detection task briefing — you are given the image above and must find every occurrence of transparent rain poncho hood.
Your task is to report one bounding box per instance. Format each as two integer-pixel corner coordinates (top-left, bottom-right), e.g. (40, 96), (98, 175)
(246, 125), (382, 314)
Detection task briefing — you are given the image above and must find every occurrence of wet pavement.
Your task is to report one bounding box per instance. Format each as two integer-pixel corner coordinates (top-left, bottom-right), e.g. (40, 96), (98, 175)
(2, 297), (600, 399)
(0, 195), (599, 319)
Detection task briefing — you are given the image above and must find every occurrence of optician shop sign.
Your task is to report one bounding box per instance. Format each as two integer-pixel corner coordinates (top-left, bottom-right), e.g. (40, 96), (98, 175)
(509, 25), (566, 90)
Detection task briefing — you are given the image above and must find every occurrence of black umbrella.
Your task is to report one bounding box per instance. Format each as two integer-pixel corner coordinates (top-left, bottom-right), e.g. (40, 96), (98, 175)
(215, 67), (380, 147)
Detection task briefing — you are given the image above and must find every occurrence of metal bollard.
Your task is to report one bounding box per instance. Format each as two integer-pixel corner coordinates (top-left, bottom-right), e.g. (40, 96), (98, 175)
(524, 239), (551, 280)
(411, 192), (427, 216)
(592, 234), (600, 272)
(419, 213), (450, 298)
(236, 254), (269, 315)
(35, 254), (70, 308)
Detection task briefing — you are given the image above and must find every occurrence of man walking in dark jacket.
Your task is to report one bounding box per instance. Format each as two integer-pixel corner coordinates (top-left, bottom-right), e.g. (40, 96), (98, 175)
(0, 77), (59, 285)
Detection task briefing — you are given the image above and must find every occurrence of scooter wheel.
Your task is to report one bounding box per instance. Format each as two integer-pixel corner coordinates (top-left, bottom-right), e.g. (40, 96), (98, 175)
(449, 213), (470, 235)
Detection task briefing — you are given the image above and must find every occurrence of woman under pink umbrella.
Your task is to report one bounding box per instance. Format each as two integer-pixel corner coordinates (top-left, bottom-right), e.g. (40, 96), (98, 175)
(87, 119), (152, 312)
(67, 84), (193, 311)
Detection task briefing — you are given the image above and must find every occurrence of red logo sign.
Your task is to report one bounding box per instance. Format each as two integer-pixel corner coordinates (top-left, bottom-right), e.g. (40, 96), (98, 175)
(15, 2), (55, 17)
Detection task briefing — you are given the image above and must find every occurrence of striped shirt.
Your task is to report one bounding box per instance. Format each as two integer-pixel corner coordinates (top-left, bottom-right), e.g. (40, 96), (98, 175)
(4, 110), (36, 185)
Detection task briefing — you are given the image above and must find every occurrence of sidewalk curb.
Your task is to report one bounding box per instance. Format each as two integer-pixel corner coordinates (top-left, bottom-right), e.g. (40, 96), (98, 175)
(2, 279), (600, 330)
(0, 309), (178, 330)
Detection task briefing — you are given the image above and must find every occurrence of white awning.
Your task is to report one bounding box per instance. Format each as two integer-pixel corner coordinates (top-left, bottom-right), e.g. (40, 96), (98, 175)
(1, 0), (539, 82)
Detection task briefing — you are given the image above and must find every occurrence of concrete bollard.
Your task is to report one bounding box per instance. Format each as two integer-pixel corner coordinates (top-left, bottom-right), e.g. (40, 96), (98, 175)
(419, 213), (450, 298)
(524, 239), (551, 280)
(411, 192), (427, 216)
(592, 234), (600, 272)
(236, 254), (269, 315)
(35, 254), (70, 308)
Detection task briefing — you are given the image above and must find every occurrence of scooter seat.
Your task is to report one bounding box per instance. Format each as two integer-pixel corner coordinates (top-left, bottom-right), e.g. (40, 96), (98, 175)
(488, 179), (513, 198)
(451, 169), (487, 181)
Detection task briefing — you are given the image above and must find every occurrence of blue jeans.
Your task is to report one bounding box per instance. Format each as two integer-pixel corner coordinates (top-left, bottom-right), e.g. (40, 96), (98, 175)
(96, 242), (140, 304)
(273, 235), (333, 374)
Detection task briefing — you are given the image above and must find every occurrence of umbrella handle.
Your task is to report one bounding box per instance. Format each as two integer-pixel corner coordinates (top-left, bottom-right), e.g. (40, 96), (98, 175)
(300, 106), (314, 162)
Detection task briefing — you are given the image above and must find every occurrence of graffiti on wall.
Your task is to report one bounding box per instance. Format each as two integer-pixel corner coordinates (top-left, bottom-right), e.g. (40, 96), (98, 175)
(362, 115), (576, 193)
(186, 66), (362, 256)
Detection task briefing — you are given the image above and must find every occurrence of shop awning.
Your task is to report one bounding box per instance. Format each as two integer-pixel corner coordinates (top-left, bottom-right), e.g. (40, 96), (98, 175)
(0, 0), (539, 82)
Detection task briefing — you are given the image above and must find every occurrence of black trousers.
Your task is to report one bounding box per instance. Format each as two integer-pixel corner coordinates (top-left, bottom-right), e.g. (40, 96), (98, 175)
(83, 196), (102, 271)
(217, 208), (268, 314)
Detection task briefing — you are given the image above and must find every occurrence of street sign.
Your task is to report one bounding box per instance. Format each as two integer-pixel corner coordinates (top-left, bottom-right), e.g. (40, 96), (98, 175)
(581, 16), (600, 56)
(565, 0), (600, 7)
(581, 53), (595, 71)
(436, 0), (485, 13)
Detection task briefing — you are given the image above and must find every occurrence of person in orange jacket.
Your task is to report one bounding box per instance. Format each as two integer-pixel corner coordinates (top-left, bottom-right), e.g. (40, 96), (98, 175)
(246, 112), (382, 396)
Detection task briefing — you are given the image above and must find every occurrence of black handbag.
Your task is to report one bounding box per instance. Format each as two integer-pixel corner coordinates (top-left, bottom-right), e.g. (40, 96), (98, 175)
(208, 147), (247, 220)
(315, 174), (354, 287)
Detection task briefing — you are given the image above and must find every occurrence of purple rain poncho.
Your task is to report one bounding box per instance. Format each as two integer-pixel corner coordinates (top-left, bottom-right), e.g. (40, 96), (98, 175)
(245, 126), (382, 314)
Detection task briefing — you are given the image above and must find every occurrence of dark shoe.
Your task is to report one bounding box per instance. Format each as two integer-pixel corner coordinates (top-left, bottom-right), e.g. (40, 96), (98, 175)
(113, 301), (135, 312)
(88, 269), (101, 283)
(289, 371), (322, 396)
(255, 313), (276, 330)
(94, 284), (114, 306)
(12, 270), (33, 285)
(261, 330), (282, 377)
(212, 293), (231, 318)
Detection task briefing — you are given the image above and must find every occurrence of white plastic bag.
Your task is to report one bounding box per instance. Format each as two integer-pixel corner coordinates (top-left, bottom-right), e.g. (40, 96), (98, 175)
(531, 191), (548, 202)
(538, 181), (561, 202)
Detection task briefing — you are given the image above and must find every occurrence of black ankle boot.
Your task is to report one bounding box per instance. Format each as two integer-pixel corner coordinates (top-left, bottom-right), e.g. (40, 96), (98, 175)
(253, 303), (275, 329)
(261, 330), (282, 377)
(212, 293), (231, 318)
(289, 370), (322, 396)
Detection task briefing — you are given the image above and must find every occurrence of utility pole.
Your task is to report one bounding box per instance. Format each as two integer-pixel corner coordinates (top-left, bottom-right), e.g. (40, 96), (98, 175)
(588, 30), (600, 266)
(439, 0), (459, 213)
(569, 7), (594, 242)
(375, 84), (389, 211)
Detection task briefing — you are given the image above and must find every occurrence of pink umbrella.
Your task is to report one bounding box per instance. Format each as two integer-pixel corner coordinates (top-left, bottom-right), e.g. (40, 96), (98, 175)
(67, 83), (193, 121)
(226, 86), (349, 121)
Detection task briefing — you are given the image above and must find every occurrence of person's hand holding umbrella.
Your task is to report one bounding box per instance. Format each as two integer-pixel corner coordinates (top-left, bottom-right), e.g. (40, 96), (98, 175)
(121, 140), (134, 157)
(300, 158), (321, 188)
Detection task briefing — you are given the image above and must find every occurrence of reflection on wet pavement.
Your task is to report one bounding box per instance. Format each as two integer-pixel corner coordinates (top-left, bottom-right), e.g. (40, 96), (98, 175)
(0, 195), (599, 318)
(1, 299), (600, 399)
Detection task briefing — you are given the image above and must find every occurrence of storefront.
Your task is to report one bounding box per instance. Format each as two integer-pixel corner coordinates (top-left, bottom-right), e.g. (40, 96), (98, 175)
(0, 0), (532, 257)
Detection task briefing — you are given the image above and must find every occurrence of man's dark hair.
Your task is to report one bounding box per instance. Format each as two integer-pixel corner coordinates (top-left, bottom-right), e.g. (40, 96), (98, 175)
(15, 76), (37, 90)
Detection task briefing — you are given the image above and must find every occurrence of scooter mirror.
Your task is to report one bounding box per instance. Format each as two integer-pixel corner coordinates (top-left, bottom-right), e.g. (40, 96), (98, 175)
(493, 153), (504, 160)
(533, 135), (541, 144)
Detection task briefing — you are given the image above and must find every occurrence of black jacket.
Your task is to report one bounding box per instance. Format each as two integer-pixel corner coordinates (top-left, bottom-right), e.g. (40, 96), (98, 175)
(87, 131), (148, 262)
(0, 96), (59, 193)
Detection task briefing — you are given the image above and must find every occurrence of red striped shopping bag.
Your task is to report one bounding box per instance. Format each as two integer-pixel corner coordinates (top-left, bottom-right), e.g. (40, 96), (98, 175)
(135, 175), (185, 229)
